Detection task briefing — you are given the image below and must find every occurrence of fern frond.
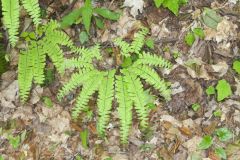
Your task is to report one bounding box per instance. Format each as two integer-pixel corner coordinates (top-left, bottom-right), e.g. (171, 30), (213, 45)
(64, 45), (101, 71)
(43, 20), (76, 73)
(135, 52), (172, 69)
(72, 46), (89, 55)
(122, 69), (148, 128)
(67, 46), (102, 71)
(97, 70), (115, 136)
(76, 44), (102, 61)
(64, 58), (94, 71)
(114, 38), (131, 57)
(88, 44), (102, 60)
(21, 0), (41, 25)
(57, 73), (82, 100)
(72, 71), (104, 119)
(30, 42), (45, 84)
(43, 20), (74, 48)
(46, 30), (74, 48)
(2, 0), (20, 46)
(131, 27), (148, 54)
(18, 20), (76, 102)
(57, 71), (97, 100)
(116, 75), (133, 144)
(18, 50), (34, 102)
(130, 65), (171, 101)
(43, 40), (65, 73)
(45, 20), (59, 31)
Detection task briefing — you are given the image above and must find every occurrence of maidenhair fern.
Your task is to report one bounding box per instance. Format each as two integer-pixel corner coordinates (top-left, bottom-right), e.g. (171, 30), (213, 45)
(1, 0), (20, 46)
(18, 20), (74, 102)
(58, 27), (172, 143)
(1, 0), (41, 46)
(21, 0), (41, 25)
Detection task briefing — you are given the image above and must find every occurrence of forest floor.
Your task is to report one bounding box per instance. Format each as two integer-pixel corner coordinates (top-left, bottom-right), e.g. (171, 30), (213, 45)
(0, 0), (240, 160)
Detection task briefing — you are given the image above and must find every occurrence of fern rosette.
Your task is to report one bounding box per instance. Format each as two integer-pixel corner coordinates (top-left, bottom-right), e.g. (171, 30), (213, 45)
(58, 27), (172, 143)
(18, 20), (75, 102)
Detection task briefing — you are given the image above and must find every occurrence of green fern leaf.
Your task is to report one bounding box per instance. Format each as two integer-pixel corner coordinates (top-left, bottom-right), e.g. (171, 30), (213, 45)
(44, 41), (65, 73)
(58, 71), (97, 100)
(114, 27), (149, 56)
(57, 27), (172, 144)
(114, 38), (131, 57)
(116, 75), (133, 144)
(72, 71), (104, 119)
(135, 52), (172, 69)
(64, 58), (94, 71)
(57, 73), (83, 100)
(18, 50), (34, 102)
(2, 0), (20, 46)
(130, 65), (171, 100)
(123, 69), (148, 128)
(63, 45), (102, 72)
(131, 27), (149, 54)
(18, 20), (75, 102)
(30, 42), (45, 84)
(73, 44), (102, 62)
(46, 30), (74, 48)
(97, 70), (115, 136)
(21, 0), (41, 25)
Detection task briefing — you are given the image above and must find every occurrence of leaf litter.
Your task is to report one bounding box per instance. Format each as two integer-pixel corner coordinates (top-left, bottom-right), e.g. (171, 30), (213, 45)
(0, 0), (240, 159)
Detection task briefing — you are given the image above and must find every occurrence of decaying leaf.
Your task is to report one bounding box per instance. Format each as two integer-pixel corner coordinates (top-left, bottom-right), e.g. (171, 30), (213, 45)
(123, 0), (144, 17)
(211, 61), (229, 77)
(202, 8), (222, 29)
(205, 18), (238, 43)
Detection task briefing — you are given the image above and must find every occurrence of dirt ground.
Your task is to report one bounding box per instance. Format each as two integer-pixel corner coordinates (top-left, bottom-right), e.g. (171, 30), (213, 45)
(0, 0), (240, 159)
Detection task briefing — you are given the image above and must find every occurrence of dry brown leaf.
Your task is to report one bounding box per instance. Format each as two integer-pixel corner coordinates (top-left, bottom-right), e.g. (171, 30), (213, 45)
(1, 80), (18, 101)
(123, 0), (144, 17)
(179, 126), (192, 137)
(203, 121), (218, 135)
(211, 61), (229, 77)
(205, 18), (238, 43)
(183, 136), (202, 153)
(208, 150), (221, 160)
(160, 115), (182, 127)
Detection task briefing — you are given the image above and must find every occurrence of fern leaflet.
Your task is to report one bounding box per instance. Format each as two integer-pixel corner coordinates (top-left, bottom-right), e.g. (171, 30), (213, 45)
(97, 70), (115, 136)
(114, 38), (131, 57)
(58, 71), (97, 100)
(21, 0), (41, 25)
(72, 71), (104, 119)
(2, 0), (20, 46)
(130, 65), (171, 100)
(18, 50), (34, 102)
(131, 27), (148, 54)
(64, 58), (94, 71)
(123, 69), (148, 128)
(135, 52), (172, 69)
(116, 75), (133, 144)
(30, 42), (45, 84)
